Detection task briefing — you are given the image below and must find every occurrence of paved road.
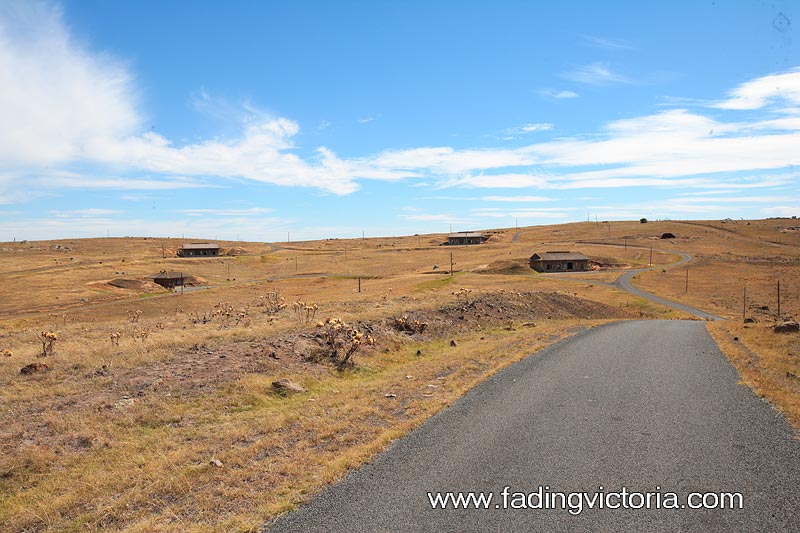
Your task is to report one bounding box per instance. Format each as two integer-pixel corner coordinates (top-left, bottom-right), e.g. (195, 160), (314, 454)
(266, 320), (800, 532)
(608, 251), (723, 321)
(547, 248), (724, 320)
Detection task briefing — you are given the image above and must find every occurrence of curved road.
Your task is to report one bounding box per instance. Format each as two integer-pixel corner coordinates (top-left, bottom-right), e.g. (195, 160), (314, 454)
(266, 320), (800, 532)
(548, 248), (723, 321)
(611, 252), (723, 321)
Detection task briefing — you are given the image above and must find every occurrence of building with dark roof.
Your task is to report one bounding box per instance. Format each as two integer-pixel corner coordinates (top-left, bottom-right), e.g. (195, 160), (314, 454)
(152, 271), (185, 289)
(447, 232), (488, 245)
(529, 251), (590, 272)
(177, 243), (220, 257)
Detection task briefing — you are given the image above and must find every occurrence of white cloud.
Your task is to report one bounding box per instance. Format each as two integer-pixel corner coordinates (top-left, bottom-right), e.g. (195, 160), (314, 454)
(559, 62), (631, 85)
(539, 89), (580, 99)
(714, 67), (800, 110)
(2, 2), (800, 208)
(0, 1), (138, 168)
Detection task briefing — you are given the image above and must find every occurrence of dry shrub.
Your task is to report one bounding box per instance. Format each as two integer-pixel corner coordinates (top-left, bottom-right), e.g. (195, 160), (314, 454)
(392, 315), (428, 334)
(293, 301), (319, 324)
(38, 331), (57, 357)
(316, 318), (374, 369)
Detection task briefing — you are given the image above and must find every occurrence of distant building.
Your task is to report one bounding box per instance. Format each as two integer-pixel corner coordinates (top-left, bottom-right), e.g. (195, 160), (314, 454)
(529, 251), (590, 272)
(177, 243), (220, 257)
(447, 232), (488, 245)
(152, 271), (185, 289)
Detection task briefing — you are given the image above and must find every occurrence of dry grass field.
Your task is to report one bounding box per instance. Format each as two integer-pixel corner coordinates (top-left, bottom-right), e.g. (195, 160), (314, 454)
(1, 218), (798, 531)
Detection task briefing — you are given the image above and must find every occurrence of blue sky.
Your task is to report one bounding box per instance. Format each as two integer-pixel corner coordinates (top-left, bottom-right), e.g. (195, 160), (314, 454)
(1, 0), (799, 241)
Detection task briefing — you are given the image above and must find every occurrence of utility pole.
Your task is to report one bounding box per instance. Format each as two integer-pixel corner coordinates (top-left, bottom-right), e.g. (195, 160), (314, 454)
(450, 252), (454, 276)
(362, 229), (365, 242)
(287, 232), (290, 243)
(162, 243), (165, 259)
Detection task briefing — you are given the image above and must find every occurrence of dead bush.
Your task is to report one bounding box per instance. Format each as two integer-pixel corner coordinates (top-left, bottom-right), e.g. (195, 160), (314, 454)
(392, 315), (428, 334)
(38, 331), (58, 357)
(316, 318), (374, 369)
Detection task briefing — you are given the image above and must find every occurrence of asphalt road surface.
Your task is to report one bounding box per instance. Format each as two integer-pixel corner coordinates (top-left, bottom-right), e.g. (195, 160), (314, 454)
(266, 320), (800, 532)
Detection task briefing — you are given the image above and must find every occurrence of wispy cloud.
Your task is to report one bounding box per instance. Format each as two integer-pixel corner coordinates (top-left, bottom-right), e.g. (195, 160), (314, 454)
(762, 206), (799, 217)
(559, 62), (631, 85)
(49, 208), (121, 218)
(470, 207), (571, 219)
(582, 35), (636, 50)
(0, 1), (138, 168)
(499, 123), (554, 140)
(538, 88), (580, 99)
(505, 123), (553, 135)
(176, 207), (273, 217)
(481, 195), (554, 202)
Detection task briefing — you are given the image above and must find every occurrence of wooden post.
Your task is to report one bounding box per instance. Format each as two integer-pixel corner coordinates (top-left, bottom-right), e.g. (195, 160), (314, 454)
(295, 257), (298, 273)
(743, 286), (747, 322)
(777, 280), (781, 319)
(450, 252), (454, 276)
(624, 237), (627, 250)
(358, 277), (361, 293)
(649, 245), (653, 267)
(685, 267), (689, 293)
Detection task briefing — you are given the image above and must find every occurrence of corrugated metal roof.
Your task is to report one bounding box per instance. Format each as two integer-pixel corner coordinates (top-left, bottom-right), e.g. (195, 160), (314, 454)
(531, 251), (589, 261)
(180, 243), (220, 249)
(153, 271), (185, 279)
(448, 232), (484, 238)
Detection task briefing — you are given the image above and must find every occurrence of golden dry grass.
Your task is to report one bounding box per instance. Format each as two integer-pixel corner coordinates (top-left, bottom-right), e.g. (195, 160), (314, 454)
(1, 217), (798, 530)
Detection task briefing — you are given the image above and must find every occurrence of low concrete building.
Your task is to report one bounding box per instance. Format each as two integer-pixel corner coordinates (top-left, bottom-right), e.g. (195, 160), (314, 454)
(177, 243), (220, 257)
(447, 232), (488, 245)
(529, 251), (590, 272)
(152, 271), (185, 289)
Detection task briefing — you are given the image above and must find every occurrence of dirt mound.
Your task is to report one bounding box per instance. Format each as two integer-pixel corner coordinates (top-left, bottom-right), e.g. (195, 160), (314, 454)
(107, 279), (169, 292)
(436, 290), (635, 325)
(477, 259), (531, 275)
(223, 247), (249, 256)
(181, 275), (208, 286)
